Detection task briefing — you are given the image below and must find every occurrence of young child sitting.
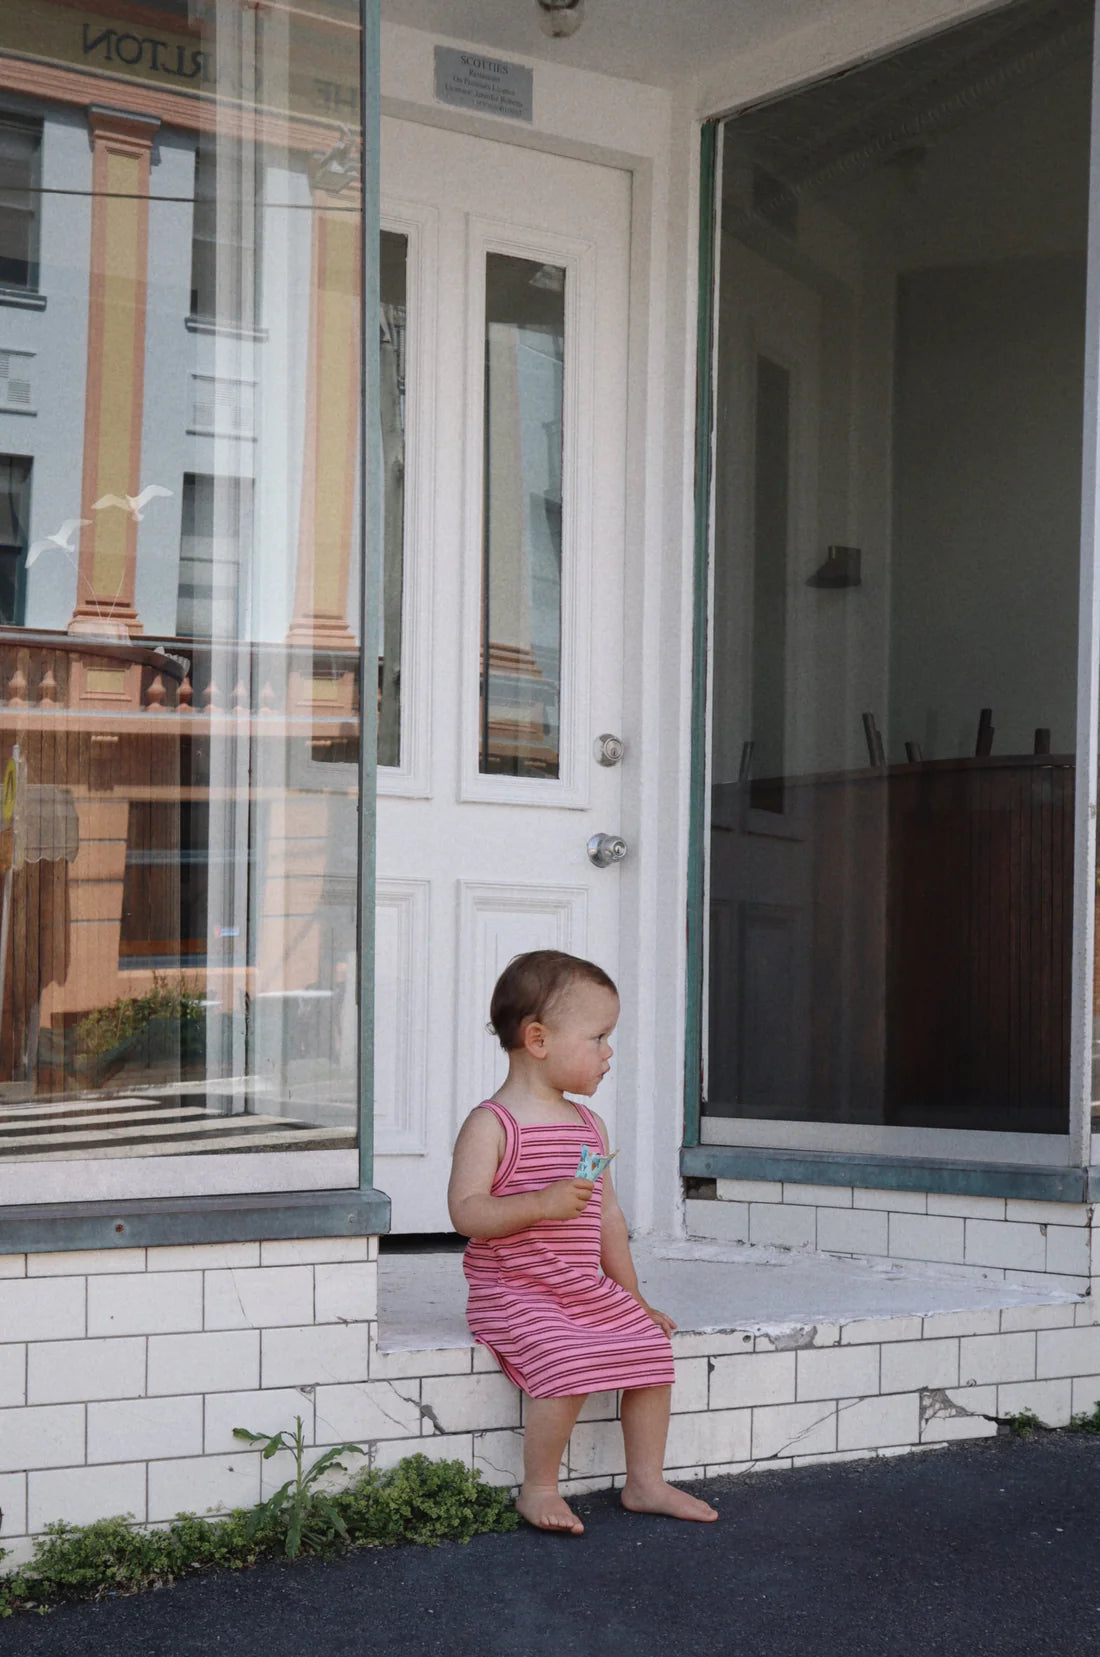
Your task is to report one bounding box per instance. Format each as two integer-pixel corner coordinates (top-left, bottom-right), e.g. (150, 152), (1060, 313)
(448, 949), (719, 1535)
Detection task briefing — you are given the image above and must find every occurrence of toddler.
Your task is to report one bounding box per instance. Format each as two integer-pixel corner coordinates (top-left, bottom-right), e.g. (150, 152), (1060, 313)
(448, 949), (719, 1535)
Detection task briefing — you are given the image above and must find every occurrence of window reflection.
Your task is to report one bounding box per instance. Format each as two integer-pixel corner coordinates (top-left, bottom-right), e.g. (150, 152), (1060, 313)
(0, 0), (365, 1172)
(707, 0), (1090, 1135)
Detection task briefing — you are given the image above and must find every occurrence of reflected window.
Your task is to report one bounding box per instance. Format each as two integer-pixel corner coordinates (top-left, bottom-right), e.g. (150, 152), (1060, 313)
(480, 253), (565, 778)
(0, 117), (41, 291)
(120, 802), (213, 970)
(177, 474), (252, 641)
(190, 136), (261, 328)
(0, 454), (29, 625)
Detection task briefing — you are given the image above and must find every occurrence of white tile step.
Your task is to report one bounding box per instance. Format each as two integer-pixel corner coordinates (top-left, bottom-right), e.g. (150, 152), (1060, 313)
(378, 1238), (1079, 1352)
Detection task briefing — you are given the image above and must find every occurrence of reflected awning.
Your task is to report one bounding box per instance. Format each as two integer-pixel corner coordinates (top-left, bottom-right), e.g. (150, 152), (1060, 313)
(16, 785), (80, 866)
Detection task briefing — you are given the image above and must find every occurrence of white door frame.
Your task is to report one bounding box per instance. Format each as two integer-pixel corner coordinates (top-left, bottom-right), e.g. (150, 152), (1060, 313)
(379, 24), (696, 1238)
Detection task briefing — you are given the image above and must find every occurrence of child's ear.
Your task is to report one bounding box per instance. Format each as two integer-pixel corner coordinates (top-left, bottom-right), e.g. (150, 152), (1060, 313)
(521, 1018), (547, 1058)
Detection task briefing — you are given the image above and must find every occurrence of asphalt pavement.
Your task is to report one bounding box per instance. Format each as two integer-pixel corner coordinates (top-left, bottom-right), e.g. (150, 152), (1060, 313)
(2, 1434), (1099, 1657)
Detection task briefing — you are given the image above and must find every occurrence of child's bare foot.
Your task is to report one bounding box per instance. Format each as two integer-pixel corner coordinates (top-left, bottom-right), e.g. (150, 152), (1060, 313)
(621, 1480), (719, 1522)
(516, 1484), (585, 1534)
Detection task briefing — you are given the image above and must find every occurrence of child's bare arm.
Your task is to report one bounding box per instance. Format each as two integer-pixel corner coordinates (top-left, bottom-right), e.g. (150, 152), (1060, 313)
(591, 1112), (677, 1337)
(599, 1171), (640, 1294)
(448, 1109), (594, 1239)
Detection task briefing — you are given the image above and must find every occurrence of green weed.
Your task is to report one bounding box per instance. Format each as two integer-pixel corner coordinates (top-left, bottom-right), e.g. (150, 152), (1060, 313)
(0, 1452), (516, 1617)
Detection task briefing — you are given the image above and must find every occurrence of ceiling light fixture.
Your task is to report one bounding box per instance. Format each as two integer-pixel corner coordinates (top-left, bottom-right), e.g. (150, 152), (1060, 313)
(536, 0), (586, 39)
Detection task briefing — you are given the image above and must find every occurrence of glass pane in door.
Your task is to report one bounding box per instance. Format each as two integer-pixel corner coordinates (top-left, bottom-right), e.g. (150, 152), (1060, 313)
(480, 253), (565, 778)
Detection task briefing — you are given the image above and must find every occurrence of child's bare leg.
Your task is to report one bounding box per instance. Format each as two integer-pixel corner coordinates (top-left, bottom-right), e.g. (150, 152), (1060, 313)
(518, 1394), (587, 1534)
(620, 1385), (719, 1522)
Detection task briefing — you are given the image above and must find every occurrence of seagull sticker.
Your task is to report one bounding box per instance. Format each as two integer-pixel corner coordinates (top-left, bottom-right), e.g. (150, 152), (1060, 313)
(92, 484), (174, 521)
(26, 519), (91, 569)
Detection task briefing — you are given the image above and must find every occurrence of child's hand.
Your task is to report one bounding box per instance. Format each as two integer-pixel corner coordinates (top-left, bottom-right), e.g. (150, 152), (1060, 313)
(642, 1302), (677, 1338)
(539, 1177), (596, 1221)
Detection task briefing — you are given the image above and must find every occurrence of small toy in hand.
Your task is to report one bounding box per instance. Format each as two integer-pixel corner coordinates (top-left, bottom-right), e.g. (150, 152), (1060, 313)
(576, 1144), (618, 1180)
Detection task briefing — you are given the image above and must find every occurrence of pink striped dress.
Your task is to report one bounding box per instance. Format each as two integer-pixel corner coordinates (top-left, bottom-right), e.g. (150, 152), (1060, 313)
(463, 1099), (675, 1398)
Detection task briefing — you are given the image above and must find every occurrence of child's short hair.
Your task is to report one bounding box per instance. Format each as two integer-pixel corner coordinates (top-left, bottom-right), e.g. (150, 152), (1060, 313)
(489, 949), (618, 1051)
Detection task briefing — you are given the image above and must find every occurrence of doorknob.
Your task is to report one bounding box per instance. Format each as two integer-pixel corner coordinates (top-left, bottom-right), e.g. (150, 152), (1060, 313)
(594, 733), (625, 767)
(587, 832), (627, 868)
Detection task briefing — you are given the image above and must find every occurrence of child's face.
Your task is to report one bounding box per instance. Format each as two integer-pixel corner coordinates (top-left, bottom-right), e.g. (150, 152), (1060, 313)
(535, 981), (620, 1096)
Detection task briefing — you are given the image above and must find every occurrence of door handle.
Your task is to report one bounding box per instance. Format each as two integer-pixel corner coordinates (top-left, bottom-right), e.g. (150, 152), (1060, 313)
(587, 832), (627, 868)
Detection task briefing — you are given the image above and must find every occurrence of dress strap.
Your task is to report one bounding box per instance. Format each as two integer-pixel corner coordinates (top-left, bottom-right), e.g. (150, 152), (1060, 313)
(572, 1098), (607, 1151)
(475, 1100), (521, 1191)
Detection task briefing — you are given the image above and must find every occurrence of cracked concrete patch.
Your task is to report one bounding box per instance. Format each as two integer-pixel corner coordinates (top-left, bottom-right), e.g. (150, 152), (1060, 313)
(920, 1387), (991, 1429)
(765, 1326), (820, 1352)
(417, 1399), (445, 1434)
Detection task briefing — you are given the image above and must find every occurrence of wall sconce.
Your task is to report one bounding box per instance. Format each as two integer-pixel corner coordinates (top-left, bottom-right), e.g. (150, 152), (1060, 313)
(536, 0), (586, 38)
(807, 545), (862, 588)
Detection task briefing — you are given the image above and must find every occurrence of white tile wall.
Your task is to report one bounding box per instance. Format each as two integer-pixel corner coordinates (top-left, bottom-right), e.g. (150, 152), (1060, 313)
(796, 1345), (880, 1402)
(88, 1395), (203, 1464)
(314, 1379), (424, 1441)
(837, 1392), (920, 1451)
(880, 1338), (959, 1394)
(818, 1208), (889, 1257)
(89, 1272), (203, 1337)
(996, 1378), (1073, 1426)
(959, 1333), (1036, 1386)
(0, 1471), (26, 1538)
(1, 1229), (1098, 1569)
(204, 1266), (314, 1331)
(147, 1453), (261, 1522)
(28, 1337), (145, 1404)
(750, 1204), (816, 1250)
(752, 1400), (837, 1460)
(0, 1405), (84, 1473)
(204, 1388), (315, 1454)
(686, 1188), (1094, 1294)
(710, 1352), (795, 1410)
(0, 1279), (85, 1343)
(28, 1462), (147, 1530)
(889, 1213), (965, 1264)
(0, 1346), (24, 1408)
(261, 1323), (369, 1388)
(147, 1331), (260, 1396)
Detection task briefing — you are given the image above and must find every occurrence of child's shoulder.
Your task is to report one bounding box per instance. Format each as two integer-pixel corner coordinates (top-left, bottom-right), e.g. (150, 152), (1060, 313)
(456, 1101), (508, 1143)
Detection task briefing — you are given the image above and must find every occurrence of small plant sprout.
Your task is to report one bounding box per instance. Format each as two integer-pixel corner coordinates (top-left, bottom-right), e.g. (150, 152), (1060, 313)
(1002, 1407), (1044, 1437)
(232, 1417), (365, 1558)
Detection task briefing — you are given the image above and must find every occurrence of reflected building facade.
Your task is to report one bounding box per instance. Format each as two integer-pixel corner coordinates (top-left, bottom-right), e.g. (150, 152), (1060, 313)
(0, 0), (364, 1168)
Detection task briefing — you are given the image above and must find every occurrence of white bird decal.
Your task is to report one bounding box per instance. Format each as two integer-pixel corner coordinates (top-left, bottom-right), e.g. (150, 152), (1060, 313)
(92, 485), (174, 521)
(26, 518), (91, 568)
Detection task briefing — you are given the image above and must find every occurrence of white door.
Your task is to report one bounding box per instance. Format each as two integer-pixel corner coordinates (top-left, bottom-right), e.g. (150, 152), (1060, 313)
(376, 120), (632, 1232)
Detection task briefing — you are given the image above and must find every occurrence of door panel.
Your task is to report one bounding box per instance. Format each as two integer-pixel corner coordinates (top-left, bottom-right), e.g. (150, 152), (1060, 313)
(377, 120), (631, 1231)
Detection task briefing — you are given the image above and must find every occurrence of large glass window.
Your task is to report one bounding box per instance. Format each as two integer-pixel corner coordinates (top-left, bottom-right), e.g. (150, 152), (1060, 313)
(705, 0), (1091, 1138)
(0, 1), (365, 1195)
